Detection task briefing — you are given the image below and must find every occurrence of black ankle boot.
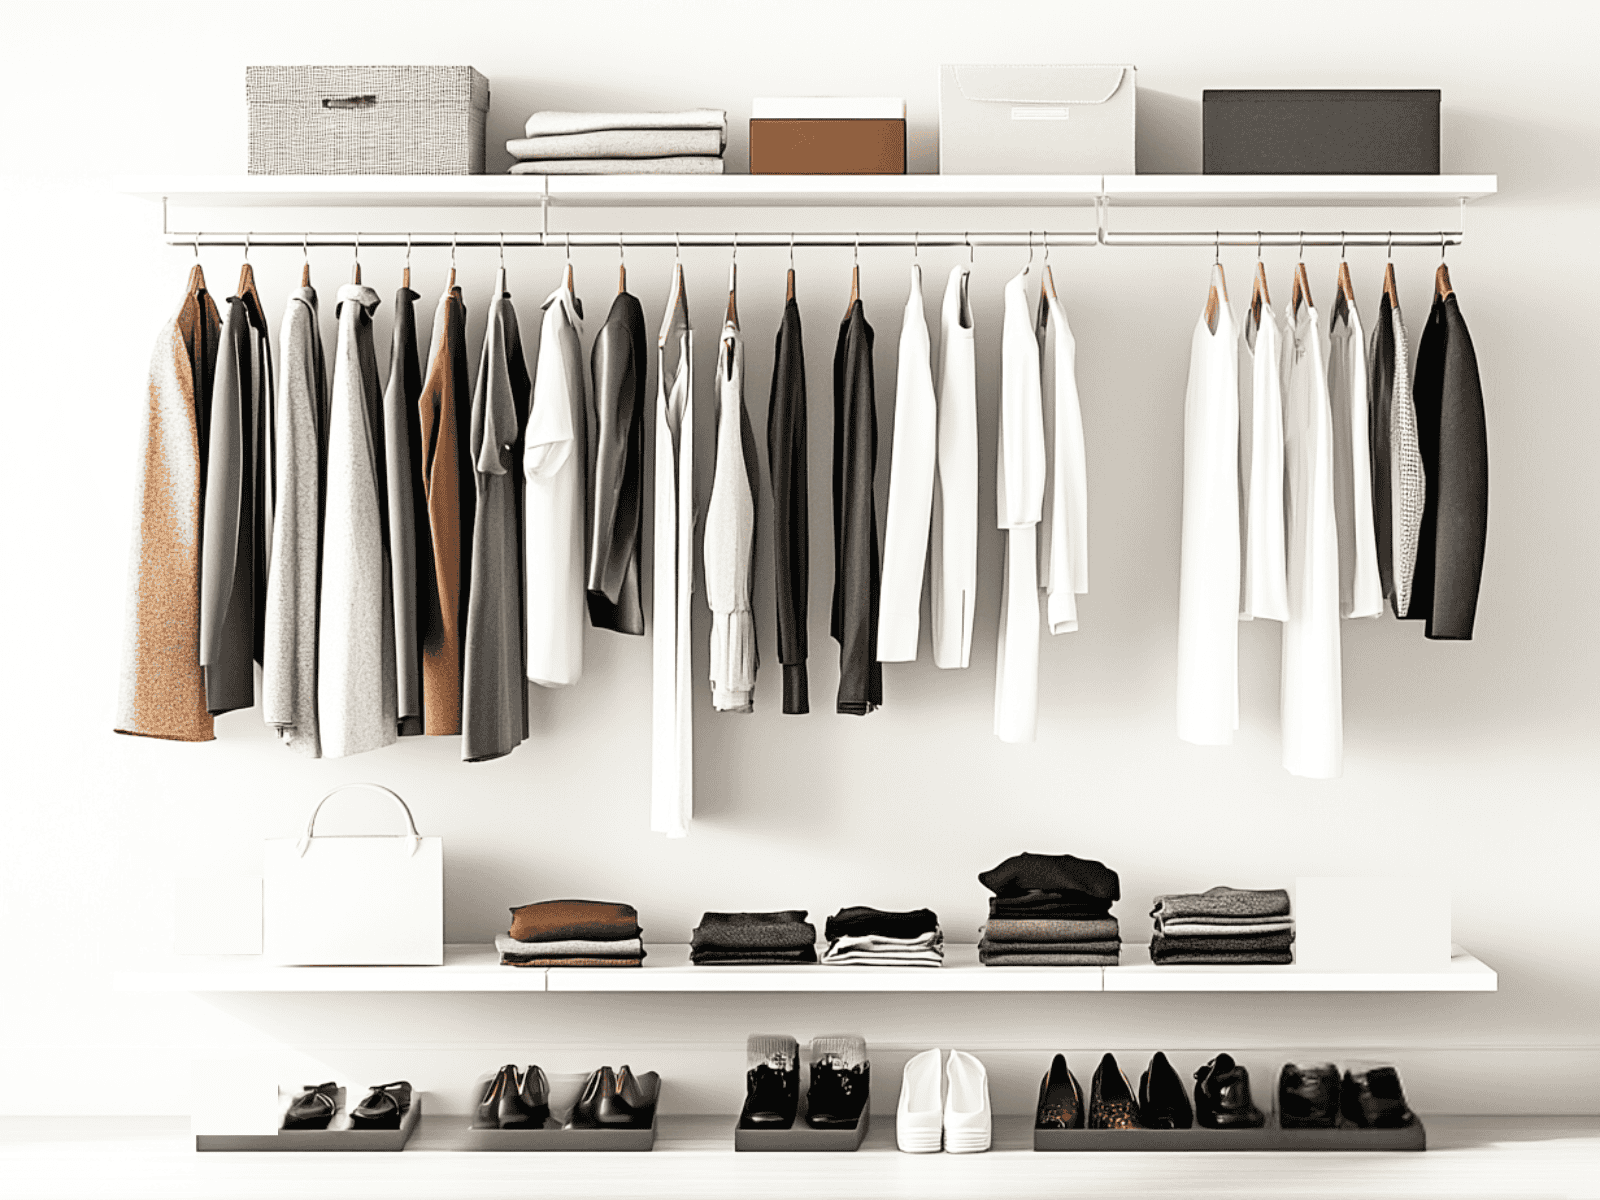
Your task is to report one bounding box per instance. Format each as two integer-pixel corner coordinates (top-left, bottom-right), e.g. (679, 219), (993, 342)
(1194, 1054), (1265, 1129)
(1340, 1066), (1416, 1129)
(1279, 1062), (1339, 1129)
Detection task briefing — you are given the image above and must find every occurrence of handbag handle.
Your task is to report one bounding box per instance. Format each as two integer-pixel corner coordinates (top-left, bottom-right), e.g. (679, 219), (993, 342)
(321, 94), (377, 110)
(296, 783), (422, 858)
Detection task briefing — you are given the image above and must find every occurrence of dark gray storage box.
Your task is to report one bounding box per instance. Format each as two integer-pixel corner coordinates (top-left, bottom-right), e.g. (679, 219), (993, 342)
(1203, 90), (1439, 174)
(247, 66), (489, 174)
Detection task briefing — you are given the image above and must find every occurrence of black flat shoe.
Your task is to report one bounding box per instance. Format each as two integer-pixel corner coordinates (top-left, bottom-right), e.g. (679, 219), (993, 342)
(1088, 1053), (1145, 1129)
(283, 1082), (338, 1130)
(1138, 1052), (1194, 1129)
(350, 1081), (411, 1130)
(564, 1067), (610, 1129)
(518, 1065), (551, 1128)
(1340, 1066), (1417, 1129)
(1194, 1054), (1265, 1129)
(1035, 1054), (1084, 1129)
(1279, 1062), (1340, 1129)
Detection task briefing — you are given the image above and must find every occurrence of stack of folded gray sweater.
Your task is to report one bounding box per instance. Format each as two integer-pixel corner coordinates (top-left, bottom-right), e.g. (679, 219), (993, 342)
(507, 110), (727, 175)
(1148, 887), (1296, 965)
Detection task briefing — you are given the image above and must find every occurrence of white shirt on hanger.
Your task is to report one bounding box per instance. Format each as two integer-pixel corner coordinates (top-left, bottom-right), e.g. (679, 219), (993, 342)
(1281, 299), (1344, 778)
(930, 265), (978, 670)
(652, 273), (694, 837)
(1036, 277), (1087, 635)
(524, 280), (587, 688)
(994, 266), (1046, 743)
(1239, 300), (1290, 621)
(1327, 298), (1384, 619)
(1176, 270), (1241, 745)
(877, 264), (938, 662)
(704, 317), (757, 712)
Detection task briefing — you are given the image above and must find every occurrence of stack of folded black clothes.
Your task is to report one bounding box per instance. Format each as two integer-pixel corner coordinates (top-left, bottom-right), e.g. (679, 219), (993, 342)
(497, 899), (645, 967)
(978, 852), (1122, 966)
(691, 910), (818, 966)
(1148, 886), (1295, 965)
(821, 907), (943, 967)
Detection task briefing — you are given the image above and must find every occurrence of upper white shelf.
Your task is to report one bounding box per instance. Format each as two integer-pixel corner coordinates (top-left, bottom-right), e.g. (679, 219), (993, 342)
(117, 174), (1495, 210)
(112, 943), (1496, 993)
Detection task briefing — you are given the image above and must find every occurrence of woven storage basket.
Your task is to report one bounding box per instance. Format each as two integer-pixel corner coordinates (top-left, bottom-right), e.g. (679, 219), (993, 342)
(247, 65), (489, 174)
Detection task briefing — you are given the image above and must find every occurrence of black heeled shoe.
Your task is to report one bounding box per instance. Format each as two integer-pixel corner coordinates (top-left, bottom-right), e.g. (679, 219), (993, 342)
(1088, 1053), (1145, 1129)
(598, 1066), (659, 1128)
(1279, 1062), (1340, 1129)
(564, 1067), (610, 1130)
(283, 1082), (338, 1130)
(518, 1065), (551, 1128)
(1138, 1052), (1194, 1129)
(1194, 1054), (1265, 1129)
(1035, 1054), (1084, 1129)
(477, 1065), (541, 1129)
(350, 1081), (411, 1130)
(1340, 1066), (1417, 1129)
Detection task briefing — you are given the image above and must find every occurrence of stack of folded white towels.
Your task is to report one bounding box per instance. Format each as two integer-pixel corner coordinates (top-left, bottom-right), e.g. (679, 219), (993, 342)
(507, 109), (727, 175)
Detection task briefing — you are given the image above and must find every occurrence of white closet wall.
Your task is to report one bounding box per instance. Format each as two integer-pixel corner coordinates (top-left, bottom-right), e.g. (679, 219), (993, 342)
(0, 0), (1596, 1116)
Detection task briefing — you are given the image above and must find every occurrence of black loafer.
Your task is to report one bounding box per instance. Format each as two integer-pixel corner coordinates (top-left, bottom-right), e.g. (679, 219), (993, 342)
(1088, 1053), (1145, 1129)
(283, 1082), (338, 1130)
(1279, 1062), (1340, 1129)
(1138, 1052), (1194, 1129)
(1035, 1054), (1084, 1129)
(1194, 1054), (1265, 1129)
(1340, 1066), (1417, 1129)
(350, 1081), (411, 1130)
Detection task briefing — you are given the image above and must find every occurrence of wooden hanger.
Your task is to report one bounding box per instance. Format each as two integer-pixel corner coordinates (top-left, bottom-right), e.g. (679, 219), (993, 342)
(1291, 261), (1314, 318)
(1204, 261), (1228, 335)
(843, 262), (860, 321)
(658, 260), (688, 350)
(1041, 262), (1058, 302)
(1249, 261), (1271, 327)
(402, 264), (410, 290)
(1333, 260), (1356, 324)
(726, 260), (738, 327)
(1382, 261), (1400, 308)
(237, 260), (263, 314)
(618, 261), (626, 294)
(300, 262), (311, 287)
(186, 262), (207, 296)
(1435, 262), (1454, 301)
(785, 267), (795, 304)
(563, 260), (575, 293)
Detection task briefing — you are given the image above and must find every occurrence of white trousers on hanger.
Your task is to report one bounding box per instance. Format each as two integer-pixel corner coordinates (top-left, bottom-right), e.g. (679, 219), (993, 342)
(878, 264), (938, 662)
(1176, 294), (1240, 745)
(1281, 303), (1343, 778)
(930, 266), (977, 670)
(994, 267), (1046, 743)
(652, 287), (694, 836)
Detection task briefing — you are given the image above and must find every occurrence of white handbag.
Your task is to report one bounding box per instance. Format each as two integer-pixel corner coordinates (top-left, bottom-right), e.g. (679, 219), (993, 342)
(263, 783), (444, 966)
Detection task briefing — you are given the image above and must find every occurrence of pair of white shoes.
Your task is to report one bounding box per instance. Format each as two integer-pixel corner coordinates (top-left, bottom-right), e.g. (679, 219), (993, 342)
(896, 1049), (991, 1153)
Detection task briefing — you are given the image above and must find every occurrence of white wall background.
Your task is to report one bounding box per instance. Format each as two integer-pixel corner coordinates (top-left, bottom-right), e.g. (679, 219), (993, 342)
(1, 0), (1596, 1117)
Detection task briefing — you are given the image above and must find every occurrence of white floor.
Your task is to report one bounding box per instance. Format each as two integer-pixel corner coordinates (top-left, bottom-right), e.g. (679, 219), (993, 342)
(0, 1115), (1595, 1200)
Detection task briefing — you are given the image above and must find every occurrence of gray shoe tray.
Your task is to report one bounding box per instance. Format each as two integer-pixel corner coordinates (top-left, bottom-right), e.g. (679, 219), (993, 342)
(196, 1089), (421, 1151)
(1034, 1117), (1425, 1152)
(460, 1112), (656, 1151)
(734, 1101), (870, 1151)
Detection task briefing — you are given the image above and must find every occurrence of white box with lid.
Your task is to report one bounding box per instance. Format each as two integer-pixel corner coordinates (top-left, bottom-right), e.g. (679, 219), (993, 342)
(939, 64), (1136, 174)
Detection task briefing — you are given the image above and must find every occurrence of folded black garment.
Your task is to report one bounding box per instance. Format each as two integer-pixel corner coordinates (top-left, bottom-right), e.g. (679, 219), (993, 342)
(977, 938), (1121, 956)
(823, 906), (939, 941)
(501, 955), (644, 967)
(979, 853), (1121, 902)
(1150, 948), (1293, 966)
(691, 945), (819, 966)
(1150, 931), (1295, 954)
(979, 950), (1120, 967)
(989, 892), (1114, 920)
(690, 910), (817, 951)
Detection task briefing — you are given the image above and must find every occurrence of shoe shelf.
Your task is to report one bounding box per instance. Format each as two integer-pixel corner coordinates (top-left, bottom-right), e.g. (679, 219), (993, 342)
(117, 173), (1496, 209)
(113, 943), (1496, 993)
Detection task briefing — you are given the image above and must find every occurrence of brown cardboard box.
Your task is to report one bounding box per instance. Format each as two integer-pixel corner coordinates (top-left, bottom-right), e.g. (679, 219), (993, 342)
(749, 119), (906, 174)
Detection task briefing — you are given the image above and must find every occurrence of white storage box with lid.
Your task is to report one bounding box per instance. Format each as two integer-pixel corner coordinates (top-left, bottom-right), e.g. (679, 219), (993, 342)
(246, 65), (489, 174)
(939, 64), (1136, 174)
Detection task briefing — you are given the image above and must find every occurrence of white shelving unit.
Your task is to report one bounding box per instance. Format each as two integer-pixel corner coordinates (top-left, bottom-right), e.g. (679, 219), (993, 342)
(117, 173), (1496, 210)
(113, 943), (1496, 994)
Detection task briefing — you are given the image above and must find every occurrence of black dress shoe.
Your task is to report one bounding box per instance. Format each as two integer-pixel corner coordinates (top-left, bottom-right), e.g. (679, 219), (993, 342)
(1340, 1066), (1416, 1129)
(350, 1081), (411, 1130)
(741, 1062), (800, 1129)
(283, 1082), (338, 1130)
(1193, 1054), (1265, 1129)
(518, 1066), (551, 1128)
(1035, 1054), (1084, 1129)
(1279, 1062), (1340, 1129)
(563, 1068), (609, 1130)
(805, 1057), (869, 1129)
(477, 1065), (542, 1129)
(1138, 1052), (1193, 1129)
(597, 1066), (659, 1128)
(1088, 1053), (1145, 1129)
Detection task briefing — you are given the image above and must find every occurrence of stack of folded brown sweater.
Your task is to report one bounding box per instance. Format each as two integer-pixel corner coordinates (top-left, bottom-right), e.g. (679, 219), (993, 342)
(977, 852), (1122, 966)
(507, 110), (727, 175)
(498, 899), (645, 967)
(1148, 887), (1295, 965)
(690, 910), (818, 966)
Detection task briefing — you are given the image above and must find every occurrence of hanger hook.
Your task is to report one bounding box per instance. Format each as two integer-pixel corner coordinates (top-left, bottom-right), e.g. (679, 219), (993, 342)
(451, 232), (457, 268)
(789, 231), (795, 269)
(565, 231), (571, 262)
(193, 230), (200, 259)
(499, 231), (506, 267)
(243, 231), (251, 262)
(303, 232), (310, 263)
(618, 231), (625, 262)
(353, 230), (360, 265)
(1027, 230), (1035, 265)
(1042, 229), (1050, 263)
(404, 231), (411, 267)
(1256, 230), (1263, 259)
(854, 232), (859, 266)
(1441, 231), (1447, 261)
(1298, 230), (1305, 259)
(913, 230), (919, 260)
(1340, 231), (1347, 261)
(1214, 230), (1220, 265)
(965, 231), (973, 263)
(674, 231), (681, 263)
(731, 230), (737, 263)
(1387, 230), (1394, 261)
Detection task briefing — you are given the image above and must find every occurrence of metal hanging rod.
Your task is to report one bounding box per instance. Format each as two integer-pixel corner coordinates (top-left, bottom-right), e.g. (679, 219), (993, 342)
(163, 227), (1465, 251)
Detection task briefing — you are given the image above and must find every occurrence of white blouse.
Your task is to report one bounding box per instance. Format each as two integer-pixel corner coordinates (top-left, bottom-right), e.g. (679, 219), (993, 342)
(704, 318), (757, 712)
(1327, 300), (1384, 619)
(1281, 301), (1344, 778)
(524, 282), (587, 689)
(1037, 282), (1087, 636)
(1239, 303), (1289, 621)
(930, 266), (978, 670)
(877, 265), (938, 663)
(994, 267), (1046, 744)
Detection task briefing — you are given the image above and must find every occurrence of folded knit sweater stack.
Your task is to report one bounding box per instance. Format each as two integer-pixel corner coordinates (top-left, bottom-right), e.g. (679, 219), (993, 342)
(498, 899), (644, 967)
(977, 852), (1122, 966)
(1148, 887), (1295, 965)
(507, 109), (727, 175)
(691, 910), (818, 966)
(821, 907), (943, 968)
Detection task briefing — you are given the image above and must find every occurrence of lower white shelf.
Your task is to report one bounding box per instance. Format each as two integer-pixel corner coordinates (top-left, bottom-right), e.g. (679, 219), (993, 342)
(112, 943), (1496, 994)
